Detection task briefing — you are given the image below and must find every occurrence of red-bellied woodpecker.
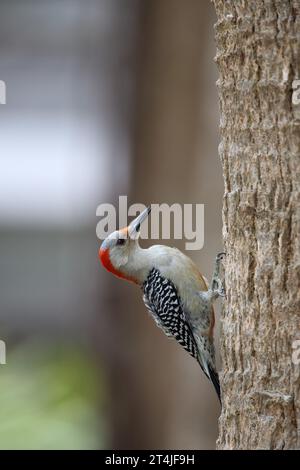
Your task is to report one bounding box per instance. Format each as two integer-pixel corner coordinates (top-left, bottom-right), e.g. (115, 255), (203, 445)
(99, 206), (225, 403)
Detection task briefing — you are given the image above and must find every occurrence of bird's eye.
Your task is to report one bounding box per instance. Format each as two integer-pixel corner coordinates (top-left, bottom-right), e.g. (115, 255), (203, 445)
(116, 238), (126, 246)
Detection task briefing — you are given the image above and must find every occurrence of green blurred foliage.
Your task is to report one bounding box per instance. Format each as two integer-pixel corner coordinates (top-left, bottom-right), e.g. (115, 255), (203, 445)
(0, 341), (105, 449)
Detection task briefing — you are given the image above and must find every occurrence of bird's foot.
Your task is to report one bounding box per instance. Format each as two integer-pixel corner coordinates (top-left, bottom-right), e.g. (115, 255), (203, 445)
(211, 252), (226, 298)
(216, 252), (226, 262)
(211, 278), (225, 298)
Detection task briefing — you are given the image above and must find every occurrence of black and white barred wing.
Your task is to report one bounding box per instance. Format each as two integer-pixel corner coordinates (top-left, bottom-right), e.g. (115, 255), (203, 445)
(142, 268), (199, 362)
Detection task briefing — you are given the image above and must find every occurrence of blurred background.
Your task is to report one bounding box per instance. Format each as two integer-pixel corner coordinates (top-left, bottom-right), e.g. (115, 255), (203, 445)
(0, 0), (223, 449)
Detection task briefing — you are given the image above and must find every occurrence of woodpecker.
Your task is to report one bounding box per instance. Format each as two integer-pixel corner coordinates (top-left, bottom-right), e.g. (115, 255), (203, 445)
(99, 206), (225, 403)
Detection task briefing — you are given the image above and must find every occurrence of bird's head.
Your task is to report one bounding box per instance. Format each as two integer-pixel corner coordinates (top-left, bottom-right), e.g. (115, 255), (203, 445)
(99, 206), (151, 284)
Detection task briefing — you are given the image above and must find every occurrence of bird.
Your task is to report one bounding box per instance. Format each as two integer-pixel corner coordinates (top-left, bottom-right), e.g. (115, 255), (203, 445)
(99, 206), (225, 403)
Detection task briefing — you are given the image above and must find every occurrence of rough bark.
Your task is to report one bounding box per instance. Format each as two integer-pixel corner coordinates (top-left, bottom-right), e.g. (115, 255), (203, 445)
(213, 0), (300, 449)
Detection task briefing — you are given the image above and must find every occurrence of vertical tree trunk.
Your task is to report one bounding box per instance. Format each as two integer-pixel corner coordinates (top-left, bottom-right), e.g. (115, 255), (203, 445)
(213, 0), (300, 449)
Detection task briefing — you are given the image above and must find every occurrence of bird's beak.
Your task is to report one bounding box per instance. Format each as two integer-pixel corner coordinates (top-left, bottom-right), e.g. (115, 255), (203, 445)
(128, 206), (151, 240)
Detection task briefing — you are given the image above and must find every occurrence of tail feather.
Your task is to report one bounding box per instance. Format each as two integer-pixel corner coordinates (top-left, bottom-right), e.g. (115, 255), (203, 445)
(207, 365), (221, 404)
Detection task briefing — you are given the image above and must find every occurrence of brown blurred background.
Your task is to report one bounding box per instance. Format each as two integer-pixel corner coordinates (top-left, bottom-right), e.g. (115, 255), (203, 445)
(0, 0), (223, 449)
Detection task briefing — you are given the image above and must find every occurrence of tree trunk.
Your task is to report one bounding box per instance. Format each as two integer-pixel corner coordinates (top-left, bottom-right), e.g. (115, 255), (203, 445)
(213, 0), (300, 449)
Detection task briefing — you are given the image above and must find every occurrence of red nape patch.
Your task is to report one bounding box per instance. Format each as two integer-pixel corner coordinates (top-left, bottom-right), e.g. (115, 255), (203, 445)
(98, 248), (138, 284)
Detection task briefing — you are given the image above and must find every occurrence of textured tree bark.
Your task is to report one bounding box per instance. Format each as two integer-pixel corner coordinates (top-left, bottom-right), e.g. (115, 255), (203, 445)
(213, 0), (300, 449)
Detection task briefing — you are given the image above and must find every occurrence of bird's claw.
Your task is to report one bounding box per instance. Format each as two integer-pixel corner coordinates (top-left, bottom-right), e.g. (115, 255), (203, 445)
(216, 252), (226, 262)
(218, 285), (226, 298)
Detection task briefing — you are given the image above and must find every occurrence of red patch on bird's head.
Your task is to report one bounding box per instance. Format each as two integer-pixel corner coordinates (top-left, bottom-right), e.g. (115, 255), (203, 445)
(98, 244), (138, 284)
(99, 246), (114, 273)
